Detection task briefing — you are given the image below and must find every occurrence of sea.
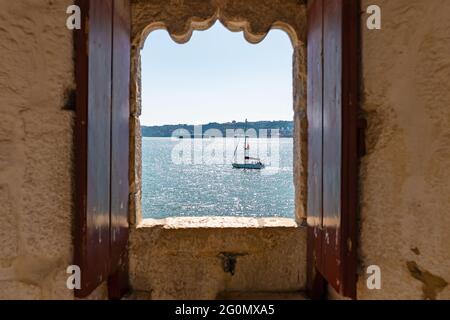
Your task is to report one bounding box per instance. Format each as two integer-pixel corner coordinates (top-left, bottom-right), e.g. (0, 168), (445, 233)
(141, 137), (294, 219)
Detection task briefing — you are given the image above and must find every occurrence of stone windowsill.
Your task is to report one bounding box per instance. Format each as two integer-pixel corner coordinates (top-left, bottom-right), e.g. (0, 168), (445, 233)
(137, 216), (301, 229)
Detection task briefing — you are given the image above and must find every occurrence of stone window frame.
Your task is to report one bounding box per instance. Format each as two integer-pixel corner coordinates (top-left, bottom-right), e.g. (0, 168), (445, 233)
(129, 0), (308, 227)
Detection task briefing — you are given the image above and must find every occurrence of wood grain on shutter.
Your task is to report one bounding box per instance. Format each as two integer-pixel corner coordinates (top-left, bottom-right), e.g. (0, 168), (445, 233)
(307, 0), (359, 299)
(306, 0), (326, 298)
(322, 0), (343, 291)
(340, 0), (359, 299)
(75, 0), (113, 298)
(108, 0), (131, 299)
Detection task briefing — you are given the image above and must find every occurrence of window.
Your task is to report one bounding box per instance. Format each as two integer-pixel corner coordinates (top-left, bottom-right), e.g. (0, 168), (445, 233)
(140, 22), (295, 219)
(74, 0), (359, 300)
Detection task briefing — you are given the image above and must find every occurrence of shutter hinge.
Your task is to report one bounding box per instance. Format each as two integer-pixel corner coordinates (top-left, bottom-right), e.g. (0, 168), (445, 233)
(357, 118), (367, 158)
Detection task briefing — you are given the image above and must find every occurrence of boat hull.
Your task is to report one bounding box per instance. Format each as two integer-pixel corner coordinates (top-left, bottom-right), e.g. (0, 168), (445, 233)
(232, 163), (265, 170)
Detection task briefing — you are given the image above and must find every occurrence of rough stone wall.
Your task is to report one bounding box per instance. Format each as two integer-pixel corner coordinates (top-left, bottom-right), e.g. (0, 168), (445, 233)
(357, 0), (450, 300)
(2, 0), (448, 301)
(0, 0), (107, 300)
(130, 218), (307, 299)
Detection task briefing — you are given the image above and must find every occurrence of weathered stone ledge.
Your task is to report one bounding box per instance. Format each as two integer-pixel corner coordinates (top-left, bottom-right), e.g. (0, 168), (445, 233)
(138, 216), (299, 229)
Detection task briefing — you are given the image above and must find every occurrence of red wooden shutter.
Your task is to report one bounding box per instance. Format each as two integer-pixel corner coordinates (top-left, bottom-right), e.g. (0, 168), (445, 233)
(75, 0), (113, 298)
(108, 0), (131, 299)
(306, 0), (325, 299)
(75, 0), (131, 299)
(307, 0), (359, 299)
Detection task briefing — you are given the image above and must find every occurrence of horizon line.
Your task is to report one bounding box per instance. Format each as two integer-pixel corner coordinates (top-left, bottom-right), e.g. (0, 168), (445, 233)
(141, 119), (294, 127)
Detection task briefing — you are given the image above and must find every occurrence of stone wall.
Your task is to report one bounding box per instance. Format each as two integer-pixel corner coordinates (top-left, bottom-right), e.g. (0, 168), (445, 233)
(1, 0), (449, 301)
(129, 218), (307, 299)
(357, 0), (450, 300)
(0, 0), (107, 300)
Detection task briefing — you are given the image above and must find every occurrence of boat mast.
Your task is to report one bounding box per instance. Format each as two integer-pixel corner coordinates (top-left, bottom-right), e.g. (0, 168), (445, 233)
(244, 119), (248, 164)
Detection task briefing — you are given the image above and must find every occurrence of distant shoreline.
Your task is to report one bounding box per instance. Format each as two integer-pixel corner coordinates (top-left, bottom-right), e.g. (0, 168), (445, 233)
(141, 120), (294, 138)
(142, 136), (294, 139)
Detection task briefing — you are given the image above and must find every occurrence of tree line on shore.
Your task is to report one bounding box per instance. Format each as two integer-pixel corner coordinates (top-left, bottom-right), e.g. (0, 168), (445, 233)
(141, 120), (294, 138)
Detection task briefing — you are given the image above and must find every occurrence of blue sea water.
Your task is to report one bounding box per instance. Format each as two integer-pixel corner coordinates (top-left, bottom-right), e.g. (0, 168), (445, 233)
(141, 137), (294, 219)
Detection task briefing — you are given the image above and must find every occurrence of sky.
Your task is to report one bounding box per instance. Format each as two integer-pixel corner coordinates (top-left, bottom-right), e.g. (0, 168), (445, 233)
(140, 22), (293, 126)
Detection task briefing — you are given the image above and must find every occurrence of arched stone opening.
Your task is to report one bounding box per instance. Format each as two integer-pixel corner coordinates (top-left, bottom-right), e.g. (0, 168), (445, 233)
(129, 0), (308, 225)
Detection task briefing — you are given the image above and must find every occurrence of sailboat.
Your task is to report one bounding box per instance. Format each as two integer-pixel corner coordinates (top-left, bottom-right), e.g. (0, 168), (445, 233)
(232, 119), (265, 170)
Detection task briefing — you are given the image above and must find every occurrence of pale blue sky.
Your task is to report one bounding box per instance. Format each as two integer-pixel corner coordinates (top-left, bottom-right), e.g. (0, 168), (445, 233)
(140, 22), (293, 126)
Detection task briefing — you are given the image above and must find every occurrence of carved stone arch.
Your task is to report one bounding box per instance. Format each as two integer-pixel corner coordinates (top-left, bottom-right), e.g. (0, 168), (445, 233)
(129, 0), (308, 224)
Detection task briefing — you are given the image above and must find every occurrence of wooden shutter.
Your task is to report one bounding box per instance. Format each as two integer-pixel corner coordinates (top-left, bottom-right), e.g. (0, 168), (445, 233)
(108, 0), (131, 299)
(307, 0), (359, 299)
(75, 0), (131, 299)
(306, 0), (325, 299)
